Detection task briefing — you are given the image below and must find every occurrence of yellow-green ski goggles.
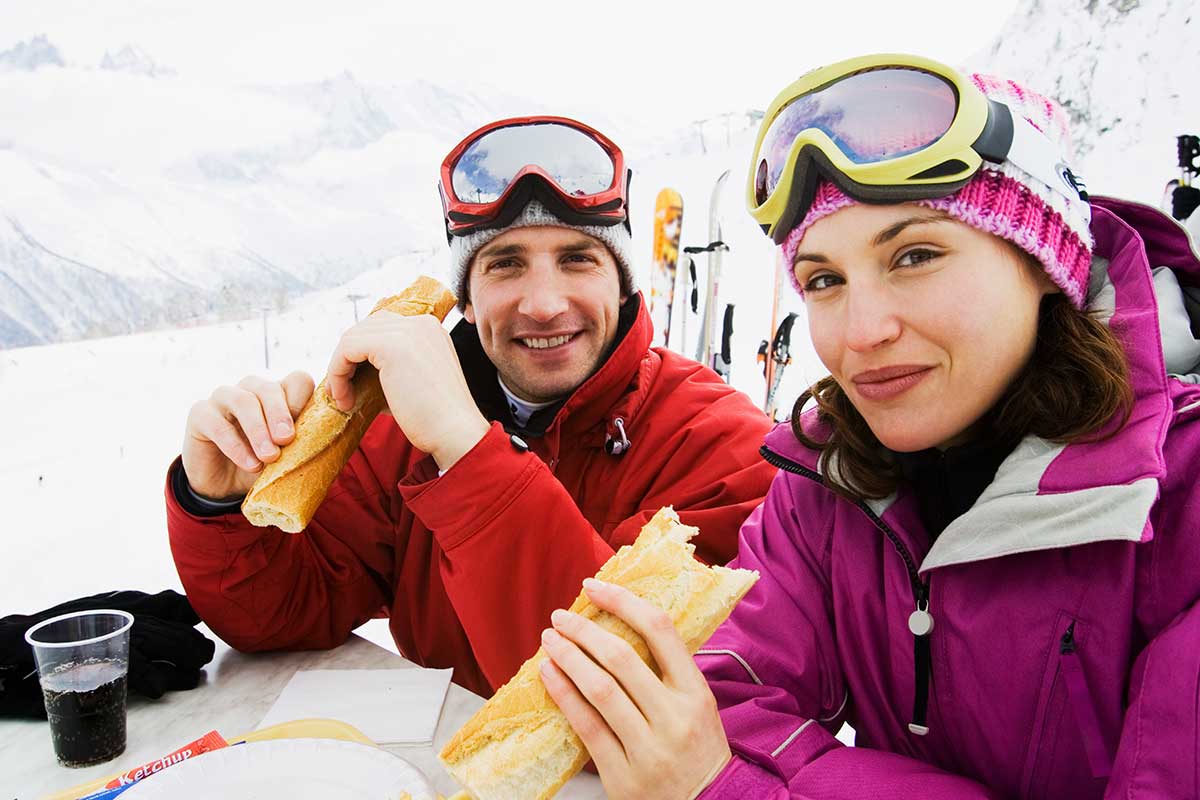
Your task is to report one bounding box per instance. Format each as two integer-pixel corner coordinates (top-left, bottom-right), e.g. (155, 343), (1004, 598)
(747, 53), (1089, 244)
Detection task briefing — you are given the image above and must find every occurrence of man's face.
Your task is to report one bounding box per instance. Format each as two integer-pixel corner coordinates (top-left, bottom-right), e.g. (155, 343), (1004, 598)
(463, 226), (626, 403)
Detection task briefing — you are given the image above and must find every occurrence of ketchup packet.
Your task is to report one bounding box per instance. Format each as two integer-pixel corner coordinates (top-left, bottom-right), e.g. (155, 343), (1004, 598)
(77, 730), (229, 798)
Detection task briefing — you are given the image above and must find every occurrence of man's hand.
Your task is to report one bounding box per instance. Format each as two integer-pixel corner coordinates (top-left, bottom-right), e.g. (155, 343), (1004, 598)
(181, 371), (314, 501)
(539, 579), (732, 800)
(325, 312), (489, 471)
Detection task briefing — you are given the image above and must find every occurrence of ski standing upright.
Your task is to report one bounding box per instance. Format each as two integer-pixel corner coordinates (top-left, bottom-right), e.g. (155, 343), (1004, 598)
(689, 170), (731, 373)
(648, 188), (684, 348)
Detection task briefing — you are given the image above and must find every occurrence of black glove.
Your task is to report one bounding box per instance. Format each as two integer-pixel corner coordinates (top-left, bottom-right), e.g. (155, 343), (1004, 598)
(0, 590), (215, 719)
(1173, 185), (1200, 222)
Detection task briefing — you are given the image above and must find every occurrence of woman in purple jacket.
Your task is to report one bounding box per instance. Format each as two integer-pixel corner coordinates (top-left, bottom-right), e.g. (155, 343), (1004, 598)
(535, 55), (1200, 799)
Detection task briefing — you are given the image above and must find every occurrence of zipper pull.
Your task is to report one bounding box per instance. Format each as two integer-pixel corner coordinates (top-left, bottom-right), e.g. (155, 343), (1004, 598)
(908, 595), (935, 637)
(907, 587), (933, 736)
(1060, 621), (1076, 654)
(1058, 620), (1112, 778)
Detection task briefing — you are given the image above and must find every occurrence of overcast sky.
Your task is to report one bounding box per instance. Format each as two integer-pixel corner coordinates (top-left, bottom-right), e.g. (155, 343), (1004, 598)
(3, 0), (1020, 128)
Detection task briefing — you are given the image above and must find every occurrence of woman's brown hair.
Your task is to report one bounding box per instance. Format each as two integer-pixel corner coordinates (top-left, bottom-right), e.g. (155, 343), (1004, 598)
(791, 289), (1134, 503)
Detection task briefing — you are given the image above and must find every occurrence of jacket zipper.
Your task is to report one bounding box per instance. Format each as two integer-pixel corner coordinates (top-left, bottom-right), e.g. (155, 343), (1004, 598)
(761, 444), (935, 736)
(1058, 621), (1113, 778)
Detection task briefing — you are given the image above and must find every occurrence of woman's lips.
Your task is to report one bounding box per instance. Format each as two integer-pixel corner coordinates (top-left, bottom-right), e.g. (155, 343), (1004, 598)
(851, 365), (934, 402)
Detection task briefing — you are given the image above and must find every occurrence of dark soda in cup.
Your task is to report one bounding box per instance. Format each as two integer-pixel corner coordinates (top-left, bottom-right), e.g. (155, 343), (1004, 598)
(24, 609), (134, 769)
(40, 659), (129, 767)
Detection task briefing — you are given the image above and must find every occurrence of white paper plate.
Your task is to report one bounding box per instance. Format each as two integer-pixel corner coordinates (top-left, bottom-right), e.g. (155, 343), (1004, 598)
(120, 738), (436, 799)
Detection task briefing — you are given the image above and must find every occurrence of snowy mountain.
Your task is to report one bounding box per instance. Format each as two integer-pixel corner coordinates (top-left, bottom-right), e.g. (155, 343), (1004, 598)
(0, 34), (64, 72)
(0, 38), (532, 348)
(970, 0), (1196, 202)
(2, 1), (1196, 351)
(99, 44), (174, 78)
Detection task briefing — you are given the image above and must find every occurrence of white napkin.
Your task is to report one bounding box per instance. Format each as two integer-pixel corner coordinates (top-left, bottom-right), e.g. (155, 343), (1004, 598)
(256, 668), (453, 745)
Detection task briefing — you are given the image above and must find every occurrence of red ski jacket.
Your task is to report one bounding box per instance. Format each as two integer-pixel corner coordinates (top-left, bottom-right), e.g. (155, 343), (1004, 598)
(166, 295), (775, 696)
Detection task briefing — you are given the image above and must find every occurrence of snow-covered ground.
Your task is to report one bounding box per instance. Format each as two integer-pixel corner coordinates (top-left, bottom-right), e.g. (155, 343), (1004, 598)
(0, 248), (439, 615)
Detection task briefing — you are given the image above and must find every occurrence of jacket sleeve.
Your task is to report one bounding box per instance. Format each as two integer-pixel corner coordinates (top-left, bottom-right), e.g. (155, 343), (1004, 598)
(1105, 393), (1200, 799)
(1104, 603), (1200, 799)
(400, 401), (775, 693)
(166, 423), (400, 653)
(696, 474), (999, 800)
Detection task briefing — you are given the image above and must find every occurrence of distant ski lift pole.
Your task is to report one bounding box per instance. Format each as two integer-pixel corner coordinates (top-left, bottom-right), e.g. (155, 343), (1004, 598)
(260, 307), (270, 369)
(347, 293), (369, 323)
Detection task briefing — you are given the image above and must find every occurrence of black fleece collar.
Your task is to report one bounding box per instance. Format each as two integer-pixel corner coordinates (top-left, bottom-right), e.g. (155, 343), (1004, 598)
(892, 428), (1022, 540)
(449, 294), (642, 438)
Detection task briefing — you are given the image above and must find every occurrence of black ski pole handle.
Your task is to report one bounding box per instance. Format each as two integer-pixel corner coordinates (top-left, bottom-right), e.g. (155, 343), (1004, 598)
(720, 304), (735, 363)
(689, 258), (699, 313)
(1180, 135), (1200, 176)
(684, 241), (729, 254)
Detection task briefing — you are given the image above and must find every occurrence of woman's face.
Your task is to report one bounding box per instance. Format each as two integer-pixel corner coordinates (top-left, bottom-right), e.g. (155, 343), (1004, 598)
(794, 203), (1056, 452)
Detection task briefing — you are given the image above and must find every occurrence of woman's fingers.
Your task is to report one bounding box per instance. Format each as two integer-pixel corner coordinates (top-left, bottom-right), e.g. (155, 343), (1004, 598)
(549, 608), (677, 723)
(581, 579), (701, 691)
(538, 657), (626, 776)
(541, 587), (734, 800)
(540, 626), (650, 747)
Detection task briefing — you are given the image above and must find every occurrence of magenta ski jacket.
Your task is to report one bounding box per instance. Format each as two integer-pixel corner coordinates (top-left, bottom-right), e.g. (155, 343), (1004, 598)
(696, 198), (1200, 800)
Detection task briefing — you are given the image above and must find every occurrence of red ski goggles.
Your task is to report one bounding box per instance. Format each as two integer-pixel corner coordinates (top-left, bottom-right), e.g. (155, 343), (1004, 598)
(439, 116), (631, 238)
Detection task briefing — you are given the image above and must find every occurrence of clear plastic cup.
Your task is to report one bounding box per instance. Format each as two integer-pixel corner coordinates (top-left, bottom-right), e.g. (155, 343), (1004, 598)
(24, 609), (134, 768)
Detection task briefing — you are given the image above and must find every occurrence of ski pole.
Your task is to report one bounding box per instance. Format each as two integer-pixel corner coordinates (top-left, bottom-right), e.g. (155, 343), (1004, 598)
(713, 303), (735, 383)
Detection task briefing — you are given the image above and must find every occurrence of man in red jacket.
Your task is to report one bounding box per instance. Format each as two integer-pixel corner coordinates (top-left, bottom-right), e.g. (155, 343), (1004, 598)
(166, 116), (775, 697)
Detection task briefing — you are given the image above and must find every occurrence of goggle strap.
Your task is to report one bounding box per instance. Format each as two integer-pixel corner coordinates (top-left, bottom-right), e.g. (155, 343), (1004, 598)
(1005, 112), (1090, 214)
(769, 150), (820, 244)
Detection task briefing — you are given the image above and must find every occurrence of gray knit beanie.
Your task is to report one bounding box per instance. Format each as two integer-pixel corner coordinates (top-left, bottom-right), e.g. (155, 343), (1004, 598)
(449, 200), (636, 309)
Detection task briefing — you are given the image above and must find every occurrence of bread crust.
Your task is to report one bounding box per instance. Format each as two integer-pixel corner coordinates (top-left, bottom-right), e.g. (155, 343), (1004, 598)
(241, 276), (457, 533)
(439, 507), (759, 800)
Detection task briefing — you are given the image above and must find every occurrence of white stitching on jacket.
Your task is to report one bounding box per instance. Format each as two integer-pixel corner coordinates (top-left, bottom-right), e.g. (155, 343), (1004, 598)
(771, 719), (814, 757)
(695, 649), (763, 685)
(1179, 398), (1200, 416)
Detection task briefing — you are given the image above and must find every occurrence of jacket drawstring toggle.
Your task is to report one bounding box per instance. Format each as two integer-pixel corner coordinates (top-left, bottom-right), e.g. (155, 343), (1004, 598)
(605, 417), (631, 456)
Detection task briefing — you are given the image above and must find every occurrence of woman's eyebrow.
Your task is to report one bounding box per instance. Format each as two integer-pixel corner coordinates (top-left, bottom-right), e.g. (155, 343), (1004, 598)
(871, 214), (948, 247)
(792, 252), (829, 266)
(793, 212), (951, 266)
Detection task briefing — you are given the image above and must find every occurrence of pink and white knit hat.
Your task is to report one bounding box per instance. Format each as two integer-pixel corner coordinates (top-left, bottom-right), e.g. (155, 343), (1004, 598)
(780, 74), (1094, 308)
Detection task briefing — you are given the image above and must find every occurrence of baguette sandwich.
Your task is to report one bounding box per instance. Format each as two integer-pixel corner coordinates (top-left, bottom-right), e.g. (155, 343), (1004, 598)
(241, 275), (457, 533)
(439, 507), (758, 800)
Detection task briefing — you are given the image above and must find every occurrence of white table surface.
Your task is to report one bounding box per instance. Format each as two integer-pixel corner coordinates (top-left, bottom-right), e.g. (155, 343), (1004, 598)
(0, 626), (605, 799)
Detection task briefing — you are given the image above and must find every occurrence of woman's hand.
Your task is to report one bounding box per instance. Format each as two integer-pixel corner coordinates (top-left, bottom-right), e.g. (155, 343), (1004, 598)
(539, 578), (731, 800)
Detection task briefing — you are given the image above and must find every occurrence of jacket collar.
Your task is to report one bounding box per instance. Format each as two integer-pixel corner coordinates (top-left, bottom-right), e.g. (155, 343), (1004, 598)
(451, 291), (654, 450)
(765, 198), (1200, 571)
